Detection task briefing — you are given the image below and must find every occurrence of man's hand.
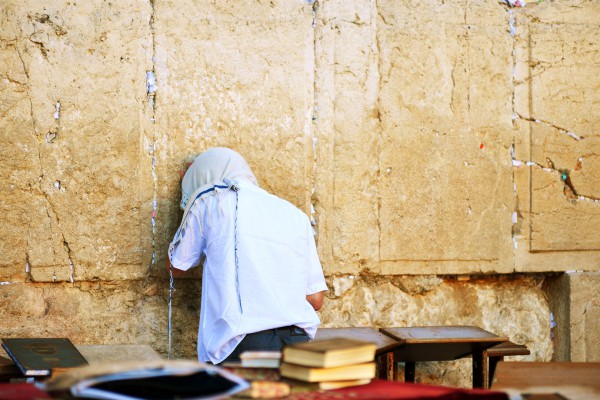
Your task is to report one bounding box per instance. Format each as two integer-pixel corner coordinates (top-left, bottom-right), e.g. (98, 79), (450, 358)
(165, 256), (187, 278)
(306, 291), (326, 311)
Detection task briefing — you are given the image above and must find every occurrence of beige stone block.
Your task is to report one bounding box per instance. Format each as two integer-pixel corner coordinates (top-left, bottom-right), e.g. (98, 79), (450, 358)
(378, 22), (461, 131)
(378, 129), (514, 271)
(529, 125), (600, 251)
(377, 0), (468, 26)
(520, 0), (600, 25)
(153, 0), (315, 213)
(313, 1), (381, 272)
(0, 1), (154, 281)
(529, 24), (600, 136)
(0, 279), (200, 359)
(378, 22), (514, 133)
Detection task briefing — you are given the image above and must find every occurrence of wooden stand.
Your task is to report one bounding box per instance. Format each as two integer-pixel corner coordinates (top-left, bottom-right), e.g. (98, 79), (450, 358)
(379, 326), (508, 388)
(482, 341), (530, 389)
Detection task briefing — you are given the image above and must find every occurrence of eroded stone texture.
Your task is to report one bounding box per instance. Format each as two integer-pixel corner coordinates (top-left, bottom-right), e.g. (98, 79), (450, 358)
(323, 274), (552, 387)
(568, 271), (600, 362)
(512, 2), (600, 262)
(0, 0), (599, 387)
(0, 1), (154, 282)
(0, 278), (200, 359)
(149, 0), (318, 275)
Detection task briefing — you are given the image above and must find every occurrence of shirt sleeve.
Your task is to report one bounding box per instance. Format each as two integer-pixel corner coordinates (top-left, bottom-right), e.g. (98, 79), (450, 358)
(304, 218), (328, 295)
(168, 201), (206, 271)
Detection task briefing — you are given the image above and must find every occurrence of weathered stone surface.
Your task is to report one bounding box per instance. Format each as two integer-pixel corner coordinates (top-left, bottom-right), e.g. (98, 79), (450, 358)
(323, 274), (552, 387)
(568, 271), (600, 362)
(1, 0), (599, 388)
(0, 279), (200, 359)
(544, 272), (600, 363)
(0, 1), (154, 282)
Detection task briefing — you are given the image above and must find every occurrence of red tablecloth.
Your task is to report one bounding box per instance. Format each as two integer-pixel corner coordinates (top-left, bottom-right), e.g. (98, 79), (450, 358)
(286, 379), (509, 400)
(0, 383), (52, 400)
(0, 380), (508, 400)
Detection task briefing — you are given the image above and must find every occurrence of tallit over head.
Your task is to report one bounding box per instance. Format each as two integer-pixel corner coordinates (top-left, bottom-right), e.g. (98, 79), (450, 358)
(180, 147), (258, 211)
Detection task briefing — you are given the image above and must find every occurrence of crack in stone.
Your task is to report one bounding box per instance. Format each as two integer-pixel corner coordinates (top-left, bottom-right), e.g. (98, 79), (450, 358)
(146, 0), (158, 275)
(63, 239), (75, 283)
(512, 150), (600, 204)
(20, 42), (75, 281)
(309, 0), (319, 230)
(515, 112), (585, 141)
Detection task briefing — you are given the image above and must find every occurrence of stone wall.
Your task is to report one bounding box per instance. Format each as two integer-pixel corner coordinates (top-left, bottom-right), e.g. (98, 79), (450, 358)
(1, 0), (599, 388)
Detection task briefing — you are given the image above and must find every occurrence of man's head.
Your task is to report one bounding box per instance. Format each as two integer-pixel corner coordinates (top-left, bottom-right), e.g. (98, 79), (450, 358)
(180, 147), (257, 210)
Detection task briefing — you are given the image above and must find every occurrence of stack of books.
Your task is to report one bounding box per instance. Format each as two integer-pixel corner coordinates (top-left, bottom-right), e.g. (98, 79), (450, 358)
(280, 337), (377, 390)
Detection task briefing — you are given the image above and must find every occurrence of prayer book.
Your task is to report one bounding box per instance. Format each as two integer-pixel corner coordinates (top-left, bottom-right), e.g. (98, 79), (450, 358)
(222, 363), (281, 381)
(1, 338), (88, 377)
(43, 360), (249, 400)
(313, 378), (371, 390)
(279, 361), (376, 382)
(282, 337), (376, 368)
(239, 350), (281, 368)
(285, 377), (372, 391)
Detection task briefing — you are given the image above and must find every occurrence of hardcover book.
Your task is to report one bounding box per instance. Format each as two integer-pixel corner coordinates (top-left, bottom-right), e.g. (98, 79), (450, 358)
(285, 377), (372, 391)
(1, 338), (88, 377)
(279, 361), (376, 383)
(282, 337), (376, 368)
(239, 350), (281, 368)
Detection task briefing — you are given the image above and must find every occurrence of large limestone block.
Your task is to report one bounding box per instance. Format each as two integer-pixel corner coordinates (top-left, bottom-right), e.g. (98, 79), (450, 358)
(0, 1), (154, 282)
(313, 1), (381, 272)
(511, 4), (600, 268)
(153, 0), (315, 208)
(151, 1), (318, 272)
(378, 132), (514, 273)
(314, 0), (516, 274)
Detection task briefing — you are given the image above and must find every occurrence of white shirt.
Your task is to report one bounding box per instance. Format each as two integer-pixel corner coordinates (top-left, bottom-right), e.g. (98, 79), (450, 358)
(169, 179), (328, 364)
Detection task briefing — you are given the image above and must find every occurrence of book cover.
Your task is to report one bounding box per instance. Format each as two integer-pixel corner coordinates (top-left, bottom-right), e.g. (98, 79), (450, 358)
(1, 338), (88, 377)
(285, 377), (371, 391)
(282, 337), (376, 368)
(279, 361), (376, 383)
(315, 378), (371, 390)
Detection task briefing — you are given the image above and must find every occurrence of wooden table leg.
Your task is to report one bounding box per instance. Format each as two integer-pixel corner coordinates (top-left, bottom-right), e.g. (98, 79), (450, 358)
(376, 351), (397, 381)
(404, 361), (416, 383)
(376, 353), (389, 381)
(487, 356), (503, 388)
(472, 349), (485, 388)
(482, 350), (490, 389)
(392, 350), (399, 381)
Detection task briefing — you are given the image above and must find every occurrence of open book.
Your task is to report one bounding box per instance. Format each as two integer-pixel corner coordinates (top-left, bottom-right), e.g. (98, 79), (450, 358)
(43, 360), (249, 400)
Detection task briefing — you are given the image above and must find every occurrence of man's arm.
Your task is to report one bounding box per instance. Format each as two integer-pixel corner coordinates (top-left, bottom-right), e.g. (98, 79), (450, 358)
(165, 256), (188, 278)
(306, 291), (326, 311)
